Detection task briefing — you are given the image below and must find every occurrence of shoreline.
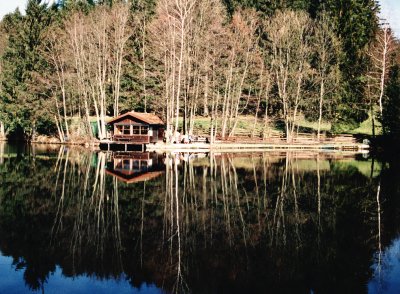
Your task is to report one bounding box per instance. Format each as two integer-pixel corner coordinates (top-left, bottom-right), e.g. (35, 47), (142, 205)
(145, 142), (370, 153)
(1, 137), (99, 147)
(1, 137), (370, 153)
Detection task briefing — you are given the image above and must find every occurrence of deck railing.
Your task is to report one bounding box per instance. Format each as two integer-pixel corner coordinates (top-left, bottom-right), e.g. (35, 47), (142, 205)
(113, 135), (150, 144)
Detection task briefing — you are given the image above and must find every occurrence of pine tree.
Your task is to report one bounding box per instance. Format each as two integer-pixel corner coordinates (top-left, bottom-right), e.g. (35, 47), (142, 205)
(0, 0), (55, 138)
(323, 0), (380, 132)
(382, 64), (400, 139)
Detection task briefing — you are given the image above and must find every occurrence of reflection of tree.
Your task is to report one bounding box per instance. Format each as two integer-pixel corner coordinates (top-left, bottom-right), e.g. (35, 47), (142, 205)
(0, 147), (397, 293)
(164, 156), (188, 293)
(159, 152), (391, 293)
(52, 151), (124, 277)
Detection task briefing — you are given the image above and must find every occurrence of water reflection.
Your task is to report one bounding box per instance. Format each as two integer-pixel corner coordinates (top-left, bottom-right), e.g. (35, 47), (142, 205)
(0, 144), (399, 293)
(369, 237), (400, 294)
(105, 152), (165, 184)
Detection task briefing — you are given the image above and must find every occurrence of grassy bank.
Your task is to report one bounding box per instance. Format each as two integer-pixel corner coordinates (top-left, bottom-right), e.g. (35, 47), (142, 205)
(187, 115), (376, 137)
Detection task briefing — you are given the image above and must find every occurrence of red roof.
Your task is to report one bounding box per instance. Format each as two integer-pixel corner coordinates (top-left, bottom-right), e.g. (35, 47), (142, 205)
(108, 111), (164, 125)
(105, 170), (164, 184)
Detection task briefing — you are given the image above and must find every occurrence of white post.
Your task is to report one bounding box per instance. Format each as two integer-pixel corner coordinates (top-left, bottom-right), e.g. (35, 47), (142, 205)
(0, 121), (5, 139)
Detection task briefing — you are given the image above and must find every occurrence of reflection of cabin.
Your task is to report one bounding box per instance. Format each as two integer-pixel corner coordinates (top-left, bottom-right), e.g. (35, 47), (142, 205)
(107, 112), (165, 144)
(105, 152), (165, 184)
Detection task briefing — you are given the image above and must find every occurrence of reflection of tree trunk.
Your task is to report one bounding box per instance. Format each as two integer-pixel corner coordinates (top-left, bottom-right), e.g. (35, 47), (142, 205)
(51, 148), (69, 240)
(220, 157), (232, 243)
(252, 157), (262, 226)
(317, 155), (321, 226)
(163, 155), (188, 293)
(112, 177), (123, 271)
(70, 152), (91, 268)
(140, 182), (145, 267)
(376, 181), (382, 277)
(291, 154), (301, 246)
(273, 154), (288, 246)
(316, 154), (323, 248)
(229, 157), (248, 247)
(174, 160), (183, 289)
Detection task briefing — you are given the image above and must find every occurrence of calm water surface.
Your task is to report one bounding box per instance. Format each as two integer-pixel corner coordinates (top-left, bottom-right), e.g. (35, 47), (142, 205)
(0, 142), (400, 294)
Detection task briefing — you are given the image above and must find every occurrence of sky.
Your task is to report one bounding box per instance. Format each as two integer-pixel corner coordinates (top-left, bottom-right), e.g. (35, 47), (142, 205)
(0, 0), (399, 37)
(0, 0), (27, 20)
(0, 0), (55, 20)
(380, 0), (400, 37)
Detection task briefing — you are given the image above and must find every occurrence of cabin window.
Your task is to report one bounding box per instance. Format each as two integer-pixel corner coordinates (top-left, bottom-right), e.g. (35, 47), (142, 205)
(116, 125), (123, 134)
(133, 160), (140, 169)
(132, 126), (140, 135)
(141, 126), (149, 135)
(115, 159), (123, 170)
(123, 125), (131, 135)
(123, 160), (131, 170)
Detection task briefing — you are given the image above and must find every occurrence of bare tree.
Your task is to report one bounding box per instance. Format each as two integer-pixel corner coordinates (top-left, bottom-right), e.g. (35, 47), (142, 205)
(45, 28), (71, 140)
(314, 12), (340, 140)
(368, 23), (396, 118)
(65, 11), (93, 138)
(54, 3), (133, 140)
(109, 3), (131, 117)
(267, 10), (313, 142)
(221, 9), (260, 139)
(149, 0), (226, 139)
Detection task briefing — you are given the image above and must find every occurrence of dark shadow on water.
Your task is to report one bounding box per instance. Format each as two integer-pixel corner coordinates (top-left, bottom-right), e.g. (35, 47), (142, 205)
(0, 144), (400, 293)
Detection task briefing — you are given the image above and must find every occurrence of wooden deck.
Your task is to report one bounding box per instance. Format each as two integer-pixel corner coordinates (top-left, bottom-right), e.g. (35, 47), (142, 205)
(146, 142), (369, 153)
(113, 135), (150, 144)
(100, 140), (145, 152)
(100, 133), (369, 153)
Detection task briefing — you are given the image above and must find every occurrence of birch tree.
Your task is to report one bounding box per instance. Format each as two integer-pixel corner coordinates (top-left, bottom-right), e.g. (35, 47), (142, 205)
(220, 9), (260, 139)
(314, 12), (340, 140)
(44, 28), (71, 141)
(267, 10), (313, 142)
(109, 3), (131, 117)
(149, 0), (226, 138)
(61, 3), (132, 140)
(65, 12), (93, 138)
(368, 23), (396, 118)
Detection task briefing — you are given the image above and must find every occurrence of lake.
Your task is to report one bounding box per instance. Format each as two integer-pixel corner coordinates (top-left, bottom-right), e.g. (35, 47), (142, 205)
(0, 142), (399, 294)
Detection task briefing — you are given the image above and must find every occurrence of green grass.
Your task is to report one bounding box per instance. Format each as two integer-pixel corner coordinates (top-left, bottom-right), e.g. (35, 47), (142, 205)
(348, 115), (382, 136)
(180, 115), (331, 136)
(187, 115), (332, 136)
(297, 119), (331, 132)
(335, 160), (382, 178)
(73, 113), (379, 137)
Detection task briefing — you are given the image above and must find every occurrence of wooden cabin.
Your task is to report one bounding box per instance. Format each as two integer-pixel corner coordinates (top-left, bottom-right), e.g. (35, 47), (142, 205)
(107, 112), (165, 144)
(105, 152), (165, 184)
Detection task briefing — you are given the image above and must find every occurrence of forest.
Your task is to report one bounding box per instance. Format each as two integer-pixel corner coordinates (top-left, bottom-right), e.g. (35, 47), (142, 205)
(0, 0), (399, 143)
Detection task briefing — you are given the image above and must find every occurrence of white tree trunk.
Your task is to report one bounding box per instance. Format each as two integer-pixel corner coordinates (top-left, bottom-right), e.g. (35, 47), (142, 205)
(317, 79), (325, 141)
(0, 121), (5, 139)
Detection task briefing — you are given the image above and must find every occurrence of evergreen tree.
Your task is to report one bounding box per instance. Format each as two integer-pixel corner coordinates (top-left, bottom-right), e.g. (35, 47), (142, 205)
(382, 64), (400, 139)
(323, 0), (379, 132)
(222, 0), (312, 16)
(0, 1), (55, 138)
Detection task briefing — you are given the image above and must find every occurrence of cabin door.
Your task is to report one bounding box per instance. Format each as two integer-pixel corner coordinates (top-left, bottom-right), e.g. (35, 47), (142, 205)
(151, 129), (158, 143)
